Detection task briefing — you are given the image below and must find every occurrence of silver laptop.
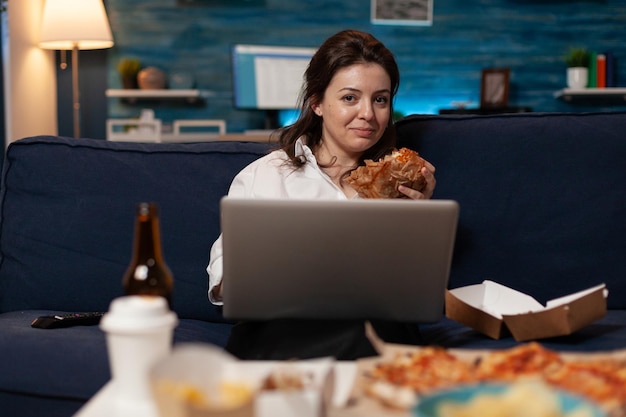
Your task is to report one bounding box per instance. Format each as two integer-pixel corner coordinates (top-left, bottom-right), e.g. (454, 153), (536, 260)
(220, 197), (459, 322)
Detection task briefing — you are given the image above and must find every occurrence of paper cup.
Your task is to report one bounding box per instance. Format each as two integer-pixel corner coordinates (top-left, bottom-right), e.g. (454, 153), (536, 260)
(100, 296), (178, 407)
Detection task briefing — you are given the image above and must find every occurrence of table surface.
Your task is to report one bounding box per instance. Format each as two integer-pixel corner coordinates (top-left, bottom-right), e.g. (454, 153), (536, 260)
(73, 366), (406, 417)
(74, 383), (406, 417)
(74, 347), (626, 417)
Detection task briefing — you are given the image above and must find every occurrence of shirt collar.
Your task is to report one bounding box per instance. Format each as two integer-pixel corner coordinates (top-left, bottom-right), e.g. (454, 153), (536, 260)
(294, 137), (361, 200)
(295, 137), (316, 164)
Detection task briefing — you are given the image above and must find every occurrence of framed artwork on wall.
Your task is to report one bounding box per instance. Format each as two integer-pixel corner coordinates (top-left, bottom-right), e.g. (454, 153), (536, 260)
(480, 68), (510, 109)
(371, 0), (433, 26)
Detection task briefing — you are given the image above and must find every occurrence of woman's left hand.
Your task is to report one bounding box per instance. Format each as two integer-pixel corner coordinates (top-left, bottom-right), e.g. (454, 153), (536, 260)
(398, 161), (436, 200)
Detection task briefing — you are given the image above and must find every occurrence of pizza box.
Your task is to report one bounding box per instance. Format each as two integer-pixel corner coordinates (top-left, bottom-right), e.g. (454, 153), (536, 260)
(445, 280), (608, 341)
(150, 343), (357, 417)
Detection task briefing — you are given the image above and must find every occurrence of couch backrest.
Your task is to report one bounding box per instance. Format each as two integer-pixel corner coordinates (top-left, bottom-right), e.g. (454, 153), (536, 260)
(396, 112), (626, 309)
(0, 136), (275, 321)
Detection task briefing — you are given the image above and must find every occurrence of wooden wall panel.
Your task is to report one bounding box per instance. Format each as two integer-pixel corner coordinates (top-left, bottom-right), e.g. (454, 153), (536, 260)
(105, 0), (626, 132)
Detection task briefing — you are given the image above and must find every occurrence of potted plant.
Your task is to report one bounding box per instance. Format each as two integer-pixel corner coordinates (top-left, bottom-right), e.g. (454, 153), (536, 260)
(564, 47), (590, 89)
(117, 58), (142, 89)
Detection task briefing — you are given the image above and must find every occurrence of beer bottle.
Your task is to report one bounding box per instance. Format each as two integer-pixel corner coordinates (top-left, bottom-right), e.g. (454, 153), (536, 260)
(122, 202), (174, 308)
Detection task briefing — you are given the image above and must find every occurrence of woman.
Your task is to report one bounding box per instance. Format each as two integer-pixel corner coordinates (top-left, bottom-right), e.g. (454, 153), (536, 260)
(207, 29), (436, 360)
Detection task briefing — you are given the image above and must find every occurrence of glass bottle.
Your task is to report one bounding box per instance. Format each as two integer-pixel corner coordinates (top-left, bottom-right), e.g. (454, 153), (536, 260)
(122, 202), (174, 308)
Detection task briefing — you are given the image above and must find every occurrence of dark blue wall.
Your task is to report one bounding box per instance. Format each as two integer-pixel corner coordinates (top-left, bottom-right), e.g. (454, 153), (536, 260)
(56, 50), (109, 139)
(86, 0), (626, 136)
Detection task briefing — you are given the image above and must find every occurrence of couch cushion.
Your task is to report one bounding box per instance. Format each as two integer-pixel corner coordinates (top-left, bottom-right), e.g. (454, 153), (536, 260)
(0, 136), (276, 321)
(420, 310), (626, 352)
(0, 310), (233, 400)
(396, 112), (626, 309)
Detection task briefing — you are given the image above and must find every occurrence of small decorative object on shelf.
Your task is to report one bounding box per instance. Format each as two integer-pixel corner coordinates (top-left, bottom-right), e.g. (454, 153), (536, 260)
(117, 58), (141, 89)
(451, 100), (473, 110)
(564, 47), (590, 89)
(168, 71), (194, 89)
(480, 68), (510, 109)
(137, 67), (167, 90)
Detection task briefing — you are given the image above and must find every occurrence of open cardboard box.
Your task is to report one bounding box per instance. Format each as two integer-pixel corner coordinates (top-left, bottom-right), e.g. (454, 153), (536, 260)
(445, 280), (608, 341)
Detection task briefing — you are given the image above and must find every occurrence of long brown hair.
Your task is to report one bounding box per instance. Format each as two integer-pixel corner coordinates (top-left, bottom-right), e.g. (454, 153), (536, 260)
(275, 30), (400, 167)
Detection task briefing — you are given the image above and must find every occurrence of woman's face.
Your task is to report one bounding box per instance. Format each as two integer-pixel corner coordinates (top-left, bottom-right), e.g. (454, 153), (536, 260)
(312, 62), (391, 160)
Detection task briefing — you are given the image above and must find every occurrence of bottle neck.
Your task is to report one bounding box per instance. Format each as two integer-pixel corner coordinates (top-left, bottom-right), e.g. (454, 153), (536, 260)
(132, 203), (163, 263)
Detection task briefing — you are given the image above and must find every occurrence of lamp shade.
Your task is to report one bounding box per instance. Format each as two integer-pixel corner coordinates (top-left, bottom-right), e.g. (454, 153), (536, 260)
(39, 0), (114, 50)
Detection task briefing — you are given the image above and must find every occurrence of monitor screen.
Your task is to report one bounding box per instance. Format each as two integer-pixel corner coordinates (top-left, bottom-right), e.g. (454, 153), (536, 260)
(231, 44), (316, 110)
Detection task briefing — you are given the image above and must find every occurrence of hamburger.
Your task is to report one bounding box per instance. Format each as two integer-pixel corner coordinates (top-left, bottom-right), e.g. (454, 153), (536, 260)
(345, 148), (427, 199)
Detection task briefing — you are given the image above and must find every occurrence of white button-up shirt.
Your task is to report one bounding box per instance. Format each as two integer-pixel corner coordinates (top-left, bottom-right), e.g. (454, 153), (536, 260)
(207, 138), (354, 305)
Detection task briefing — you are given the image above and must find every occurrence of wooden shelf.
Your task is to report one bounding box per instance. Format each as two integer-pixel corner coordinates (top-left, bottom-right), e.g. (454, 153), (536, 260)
(105, 89), (213, 103)
(554, 87), (626, 103)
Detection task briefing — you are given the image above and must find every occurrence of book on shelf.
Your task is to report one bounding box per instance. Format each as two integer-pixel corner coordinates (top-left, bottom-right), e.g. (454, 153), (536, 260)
(596, 53), (606, 88)
(585, 50), (617, 89)
(588, 51), (597, 88)
(605, 51), (616, 87)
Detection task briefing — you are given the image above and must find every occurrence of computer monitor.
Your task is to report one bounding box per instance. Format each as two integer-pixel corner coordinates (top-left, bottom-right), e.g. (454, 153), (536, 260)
(231, 44), (316, 129)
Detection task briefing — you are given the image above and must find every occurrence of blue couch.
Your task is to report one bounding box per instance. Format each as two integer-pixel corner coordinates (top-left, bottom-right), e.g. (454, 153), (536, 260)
(1, 112), (625, 417)
(0, 138), (272, 417)
(395, 112), (626, 352)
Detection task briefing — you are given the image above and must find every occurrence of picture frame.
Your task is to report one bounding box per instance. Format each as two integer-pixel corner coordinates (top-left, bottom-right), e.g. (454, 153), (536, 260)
(480, 68), (510, 109)
(371, 0), (433, 26)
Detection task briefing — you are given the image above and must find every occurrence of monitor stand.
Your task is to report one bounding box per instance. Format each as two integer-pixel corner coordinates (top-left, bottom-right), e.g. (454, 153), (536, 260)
(264, 109), (279, 130)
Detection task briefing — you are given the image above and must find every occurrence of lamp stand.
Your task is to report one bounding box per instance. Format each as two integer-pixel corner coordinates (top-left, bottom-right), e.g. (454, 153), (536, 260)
(71, 44), (80, 138)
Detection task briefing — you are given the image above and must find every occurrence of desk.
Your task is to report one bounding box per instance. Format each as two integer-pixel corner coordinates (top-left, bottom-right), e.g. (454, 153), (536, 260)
(438, 106), (532, 115)
(107, 133), (277, 144)
(106, 116), (278, 143)
(161, 133), (277, 143)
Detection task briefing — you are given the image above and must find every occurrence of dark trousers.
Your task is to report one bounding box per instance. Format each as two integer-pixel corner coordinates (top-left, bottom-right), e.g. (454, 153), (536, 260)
(225, 319), (423, 360)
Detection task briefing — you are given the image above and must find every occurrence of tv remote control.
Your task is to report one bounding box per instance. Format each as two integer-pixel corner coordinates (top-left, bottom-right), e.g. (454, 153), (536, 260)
(31, 312), (105, 329)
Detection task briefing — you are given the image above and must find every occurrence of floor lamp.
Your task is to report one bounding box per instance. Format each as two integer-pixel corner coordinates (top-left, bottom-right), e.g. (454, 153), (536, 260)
(39, 0), (114, 138)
